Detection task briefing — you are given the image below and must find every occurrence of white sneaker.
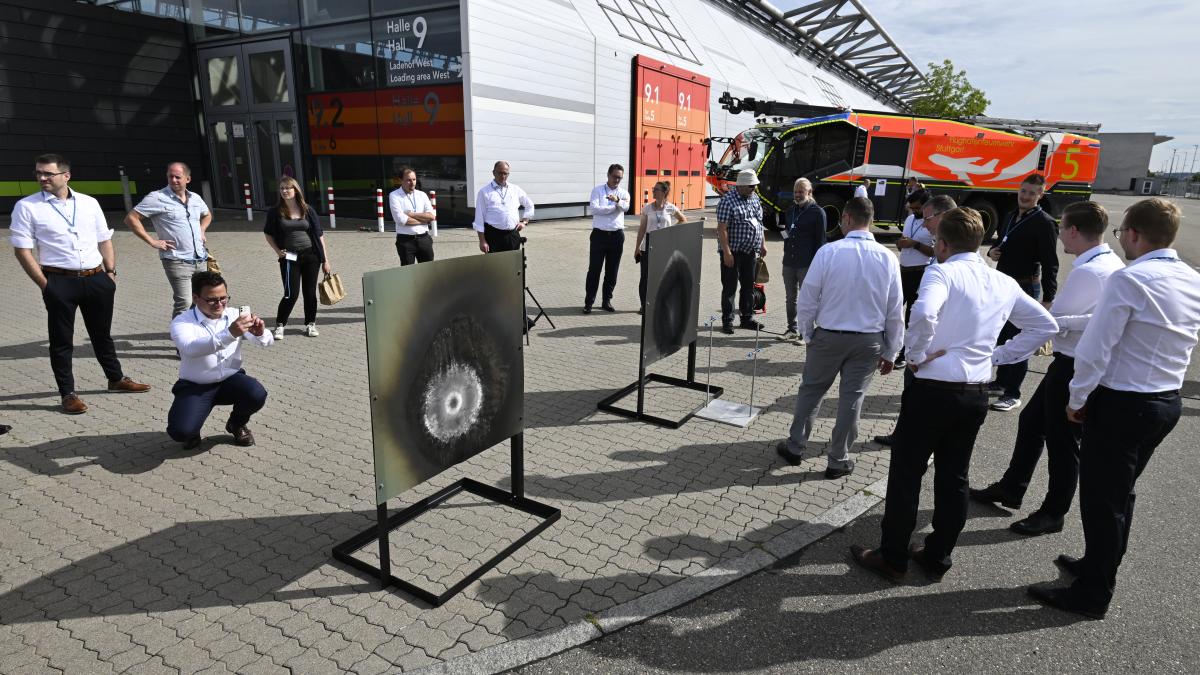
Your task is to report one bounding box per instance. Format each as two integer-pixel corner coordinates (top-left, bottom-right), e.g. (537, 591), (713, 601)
(779, 329), (798, 342)
(305, 323), (319, 337)
(991, 396), (1021, 412)
(272, 325), (285, 340)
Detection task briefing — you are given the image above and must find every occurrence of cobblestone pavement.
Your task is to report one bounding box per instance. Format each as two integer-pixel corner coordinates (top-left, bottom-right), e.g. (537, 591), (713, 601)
(2, 210), (909, 673)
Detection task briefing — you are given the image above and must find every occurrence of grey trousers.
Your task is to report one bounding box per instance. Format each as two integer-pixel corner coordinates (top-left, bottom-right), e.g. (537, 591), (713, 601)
(162, 259), (207, 317)
(781, 265), (809, 332)
(787, 328), (883, 469)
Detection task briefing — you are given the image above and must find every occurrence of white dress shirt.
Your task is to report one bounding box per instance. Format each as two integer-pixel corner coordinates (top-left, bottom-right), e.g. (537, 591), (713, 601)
(1068, 248), (1200, 409)
(589, 183), (631, 231)
(908, 252), (1058, 383)
(172, 307), (273, 384)
(389, 187), (433, 236)
(1047, 243), (1125, 357)
(472, 181), (534, 232)
(853, 184), (869, 199)
(795, 230), (906, 360)
(898, 214), (935, 267)
(9, 189), (112, 269)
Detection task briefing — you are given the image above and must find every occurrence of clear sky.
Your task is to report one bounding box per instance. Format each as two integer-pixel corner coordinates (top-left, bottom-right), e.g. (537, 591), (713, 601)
(776, 0), (1200, 175)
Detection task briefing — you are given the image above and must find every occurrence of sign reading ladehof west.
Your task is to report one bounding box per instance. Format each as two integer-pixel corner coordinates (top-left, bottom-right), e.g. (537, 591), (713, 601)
(373, 8), (462, 88)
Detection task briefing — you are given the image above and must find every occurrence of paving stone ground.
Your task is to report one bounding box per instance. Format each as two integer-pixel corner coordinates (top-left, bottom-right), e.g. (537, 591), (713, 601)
(2, 209), (916, 673)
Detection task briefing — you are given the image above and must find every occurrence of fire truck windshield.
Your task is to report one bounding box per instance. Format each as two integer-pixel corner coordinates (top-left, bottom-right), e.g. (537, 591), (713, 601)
(718, 129), (773, 177)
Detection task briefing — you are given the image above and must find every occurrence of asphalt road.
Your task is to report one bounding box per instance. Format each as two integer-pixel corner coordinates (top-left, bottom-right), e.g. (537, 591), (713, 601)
(517, 193), (1200, 674)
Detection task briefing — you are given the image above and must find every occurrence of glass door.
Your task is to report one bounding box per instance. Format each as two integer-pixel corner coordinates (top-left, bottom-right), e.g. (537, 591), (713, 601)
(198, 38), (299, 209)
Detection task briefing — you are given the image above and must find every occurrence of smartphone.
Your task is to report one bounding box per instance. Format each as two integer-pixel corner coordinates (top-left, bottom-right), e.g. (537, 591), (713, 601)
(239, 305), (251, 318)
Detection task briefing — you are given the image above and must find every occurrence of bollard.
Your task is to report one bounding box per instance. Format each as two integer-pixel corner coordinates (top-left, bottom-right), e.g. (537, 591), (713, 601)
(119, 166), (132, 212)
(429, 190), (438, 237)
(680, 189), (686, 212)
(643, 189), (649, 214)
(243, 183), (252, 221)
(327, 187), (336, 229)
(375, 188), (384, 233)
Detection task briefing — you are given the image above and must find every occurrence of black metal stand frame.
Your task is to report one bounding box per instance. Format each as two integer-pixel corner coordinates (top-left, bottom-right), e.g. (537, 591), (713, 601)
(332, 433), (560, 607)
(521, 242), (555, 345)
(597, 342), (724, 429)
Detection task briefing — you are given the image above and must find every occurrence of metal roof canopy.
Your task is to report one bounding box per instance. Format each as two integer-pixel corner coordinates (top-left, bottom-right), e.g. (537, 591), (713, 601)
(715, 0), (926, 110)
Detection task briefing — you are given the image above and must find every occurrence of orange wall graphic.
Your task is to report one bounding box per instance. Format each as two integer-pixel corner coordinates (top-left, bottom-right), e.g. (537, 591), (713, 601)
(632, 55), (710, 212)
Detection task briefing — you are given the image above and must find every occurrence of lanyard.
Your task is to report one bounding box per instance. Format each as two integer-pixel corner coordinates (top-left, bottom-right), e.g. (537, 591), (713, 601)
(906, 216), (924, 240)
(1000, 206), (1042, 246)
(406, 190), (419, 212)
(1146, 256), (1178, 263)
(1084, 249), (1112, 264)
(48, 194), (77, 233)
(493, 182), (508, 203)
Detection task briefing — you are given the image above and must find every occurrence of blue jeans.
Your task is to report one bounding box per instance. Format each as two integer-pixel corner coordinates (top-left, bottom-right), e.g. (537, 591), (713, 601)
(994, 280), (1041, 398)
(166, 370), (267, 441)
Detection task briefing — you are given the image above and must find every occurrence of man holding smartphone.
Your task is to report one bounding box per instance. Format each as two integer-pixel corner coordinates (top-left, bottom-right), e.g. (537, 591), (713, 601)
(167, 271), (272, 449)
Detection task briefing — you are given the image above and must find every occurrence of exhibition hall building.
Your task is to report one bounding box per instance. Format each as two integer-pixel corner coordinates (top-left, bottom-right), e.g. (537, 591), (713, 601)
(0, 0), (925, 223)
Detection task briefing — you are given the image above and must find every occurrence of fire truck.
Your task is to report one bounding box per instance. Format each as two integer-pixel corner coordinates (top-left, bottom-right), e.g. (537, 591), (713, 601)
(705, 92), (1101, 240)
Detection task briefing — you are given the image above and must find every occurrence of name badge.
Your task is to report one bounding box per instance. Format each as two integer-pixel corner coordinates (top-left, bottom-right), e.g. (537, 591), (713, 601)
(284, 252), (298, 261)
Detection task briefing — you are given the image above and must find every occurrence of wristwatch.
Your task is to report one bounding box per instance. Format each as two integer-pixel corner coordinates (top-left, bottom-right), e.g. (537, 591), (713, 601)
(105, 268), (117, 275)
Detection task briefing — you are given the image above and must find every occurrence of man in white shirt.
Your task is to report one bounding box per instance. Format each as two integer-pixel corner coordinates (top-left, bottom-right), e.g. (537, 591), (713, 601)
(124, 162), (213, 318)
(167, 271), (272, 449)
(971, 202), (1124, 536)
(775, 197), (904, 479)
(894, 189), (934, 367)
(850, 207), (1056, 583)
(583, 164), (630, 313)
(473, 161), (534, 254)
(10, 153), (151, 415)
(389, 167), (436, 265)
(1030, 198), (1200, 620)
(853, 178), (870, 200)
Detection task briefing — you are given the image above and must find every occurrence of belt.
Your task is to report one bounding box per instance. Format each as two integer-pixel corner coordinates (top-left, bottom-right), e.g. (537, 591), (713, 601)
(42, 265), (103, 277)
(1097, 385), (1180, 399)
(900, 264), (929, 270)
(1051, 352), (1075, 360)
(914, 378), (989, 393)
(484, 223), (517, 231)
(396, 232), (431, 238)
(1011, 275), (1041, 285)
(817, 327), (876, 335)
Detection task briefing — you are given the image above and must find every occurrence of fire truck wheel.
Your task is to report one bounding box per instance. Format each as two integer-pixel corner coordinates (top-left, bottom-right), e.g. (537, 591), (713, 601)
(967, 198), (1000, 243)
(816, 193), (845, 241)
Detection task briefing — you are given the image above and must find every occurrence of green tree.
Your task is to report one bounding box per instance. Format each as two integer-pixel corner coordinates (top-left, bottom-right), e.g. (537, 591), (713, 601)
(911, 59), (990, 118)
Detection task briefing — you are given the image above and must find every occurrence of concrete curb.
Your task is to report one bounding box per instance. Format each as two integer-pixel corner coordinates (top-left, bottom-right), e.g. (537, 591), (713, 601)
(412, 475), (890, 675)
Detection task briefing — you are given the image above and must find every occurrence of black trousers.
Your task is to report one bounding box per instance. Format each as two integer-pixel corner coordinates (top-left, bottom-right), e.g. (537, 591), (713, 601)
(719, 251), (757, 325)
(994, 280), (1041, 398)
(276, 247), (320, 326)
(395, 233), (434, 266)
(1072, 386), (1181, 607)
(166, 370), (268, 441)
(584, 229), (624, 306)
(41, 273), (124, 396)
(997, 354), (1081, 516)
(879, 379), (989, 572)
(484, 224), (521, 253)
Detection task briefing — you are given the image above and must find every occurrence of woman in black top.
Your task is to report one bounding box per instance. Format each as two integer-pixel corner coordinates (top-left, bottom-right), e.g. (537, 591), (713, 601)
(780, 177), (826, 341)
(263, 176), (331, 339)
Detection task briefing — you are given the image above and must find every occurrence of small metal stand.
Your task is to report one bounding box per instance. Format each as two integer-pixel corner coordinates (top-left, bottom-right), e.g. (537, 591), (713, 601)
(597, 337), (723, 429)
(521, 238), (554, 345)
(332, 433), (560, 607)
(695, 322), (764, 428)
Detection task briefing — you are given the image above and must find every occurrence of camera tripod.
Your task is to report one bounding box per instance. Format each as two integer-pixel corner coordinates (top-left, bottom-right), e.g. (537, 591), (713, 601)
(520, 237), (554, 344)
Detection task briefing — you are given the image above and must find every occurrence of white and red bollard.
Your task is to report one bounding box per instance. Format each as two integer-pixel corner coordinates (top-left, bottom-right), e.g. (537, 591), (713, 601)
(375, 188), (385, 233)
(429, 190), (438, 237)
(680, 189), (686, 212)
(243, 183), (252, 220)
(643, 189), (649, 213)
(327, 186), (336, 229)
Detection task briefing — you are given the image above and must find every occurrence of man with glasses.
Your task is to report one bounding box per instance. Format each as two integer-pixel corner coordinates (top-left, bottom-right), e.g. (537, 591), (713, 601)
(167, 271), (272, 449)
(10, 153), (151, 415)
(124, 162), (212, 318)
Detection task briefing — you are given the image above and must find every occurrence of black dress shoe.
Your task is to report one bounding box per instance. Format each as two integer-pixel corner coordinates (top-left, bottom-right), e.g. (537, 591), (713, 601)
(0, 424), (11, 435)
(582, 305), (592, 314)
(721, 323), (735, 335)
(850, 545), (904, 583)
(601, 301), (616, 312)
(873, 434), (893, 446)
(908, 543), (946, 581)
(1054, 554), (1084, 578)
(775, 441), (802, 466)
(825, 465), (853, 479)
(225, 422), (255, 447)
(969, 482), (1022, 509)
(182, 436), (201, 450)
(739, 319), (765, 331)
(1010, 511), (1065, 536)
(1027, 584), (1106, 620)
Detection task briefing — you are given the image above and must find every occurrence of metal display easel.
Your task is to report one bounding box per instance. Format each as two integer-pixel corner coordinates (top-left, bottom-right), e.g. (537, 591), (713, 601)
(332, 433), (560, 607)
(596, 340), (724, 429)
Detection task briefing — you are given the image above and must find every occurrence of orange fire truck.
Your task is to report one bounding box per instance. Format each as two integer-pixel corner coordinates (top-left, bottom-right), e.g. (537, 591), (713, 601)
(706, 93), (1100, 240)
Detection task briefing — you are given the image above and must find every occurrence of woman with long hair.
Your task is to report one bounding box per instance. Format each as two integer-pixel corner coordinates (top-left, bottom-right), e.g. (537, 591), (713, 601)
(263, 176), (331, 338)
(633, 180), (686, 311)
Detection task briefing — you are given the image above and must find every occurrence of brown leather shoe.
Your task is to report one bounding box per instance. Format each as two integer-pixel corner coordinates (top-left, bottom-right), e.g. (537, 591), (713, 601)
(850, 544), (905, 583)
(108, 376), (151, 393)
(61, 394), (88, 415)
(225, 422), (255, 447)
(908, 543), (947, 581)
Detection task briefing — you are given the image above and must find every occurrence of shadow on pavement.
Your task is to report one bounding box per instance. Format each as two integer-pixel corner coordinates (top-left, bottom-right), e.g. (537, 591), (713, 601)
(1, 430), (223, 475)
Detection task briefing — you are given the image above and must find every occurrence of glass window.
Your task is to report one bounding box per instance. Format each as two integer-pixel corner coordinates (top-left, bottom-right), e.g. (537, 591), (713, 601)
(779, 130), (815, 179)
(312, 155), (385, 218)
(206, 55), (241, 106)
(300, 22), (377, 92)
(249, 51), (290, 104)
(302, 0), (370, 26)
(815, 123), (857, 174)
(278, 120), (298, 178)
(384, 155), (468, 225)
(239, 0), (299, 33)
(371, 0), (457, 14)
(255, 120), (281, 200)
(373, 7), (463, 89)
(192, 0), (240, 40)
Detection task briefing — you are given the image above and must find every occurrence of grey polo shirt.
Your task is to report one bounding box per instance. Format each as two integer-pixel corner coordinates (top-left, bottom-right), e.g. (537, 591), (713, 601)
(134, 187), (210, 261)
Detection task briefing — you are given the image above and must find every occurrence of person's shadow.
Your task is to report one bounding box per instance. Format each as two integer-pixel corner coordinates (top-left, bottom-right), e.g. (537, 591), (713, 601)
(0, 430), (217, 476)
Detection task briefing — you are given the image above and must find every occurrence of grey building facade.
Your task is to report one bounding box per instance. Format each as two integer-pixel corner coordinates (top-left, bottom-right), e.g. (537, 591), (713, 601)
(1095, 132), (1172, 192)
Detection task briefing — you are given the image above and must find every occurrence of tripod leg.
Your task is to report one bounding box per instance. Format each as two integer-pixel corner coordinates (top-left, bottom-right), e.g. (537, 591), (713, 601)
(525, 287), (556, 329)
